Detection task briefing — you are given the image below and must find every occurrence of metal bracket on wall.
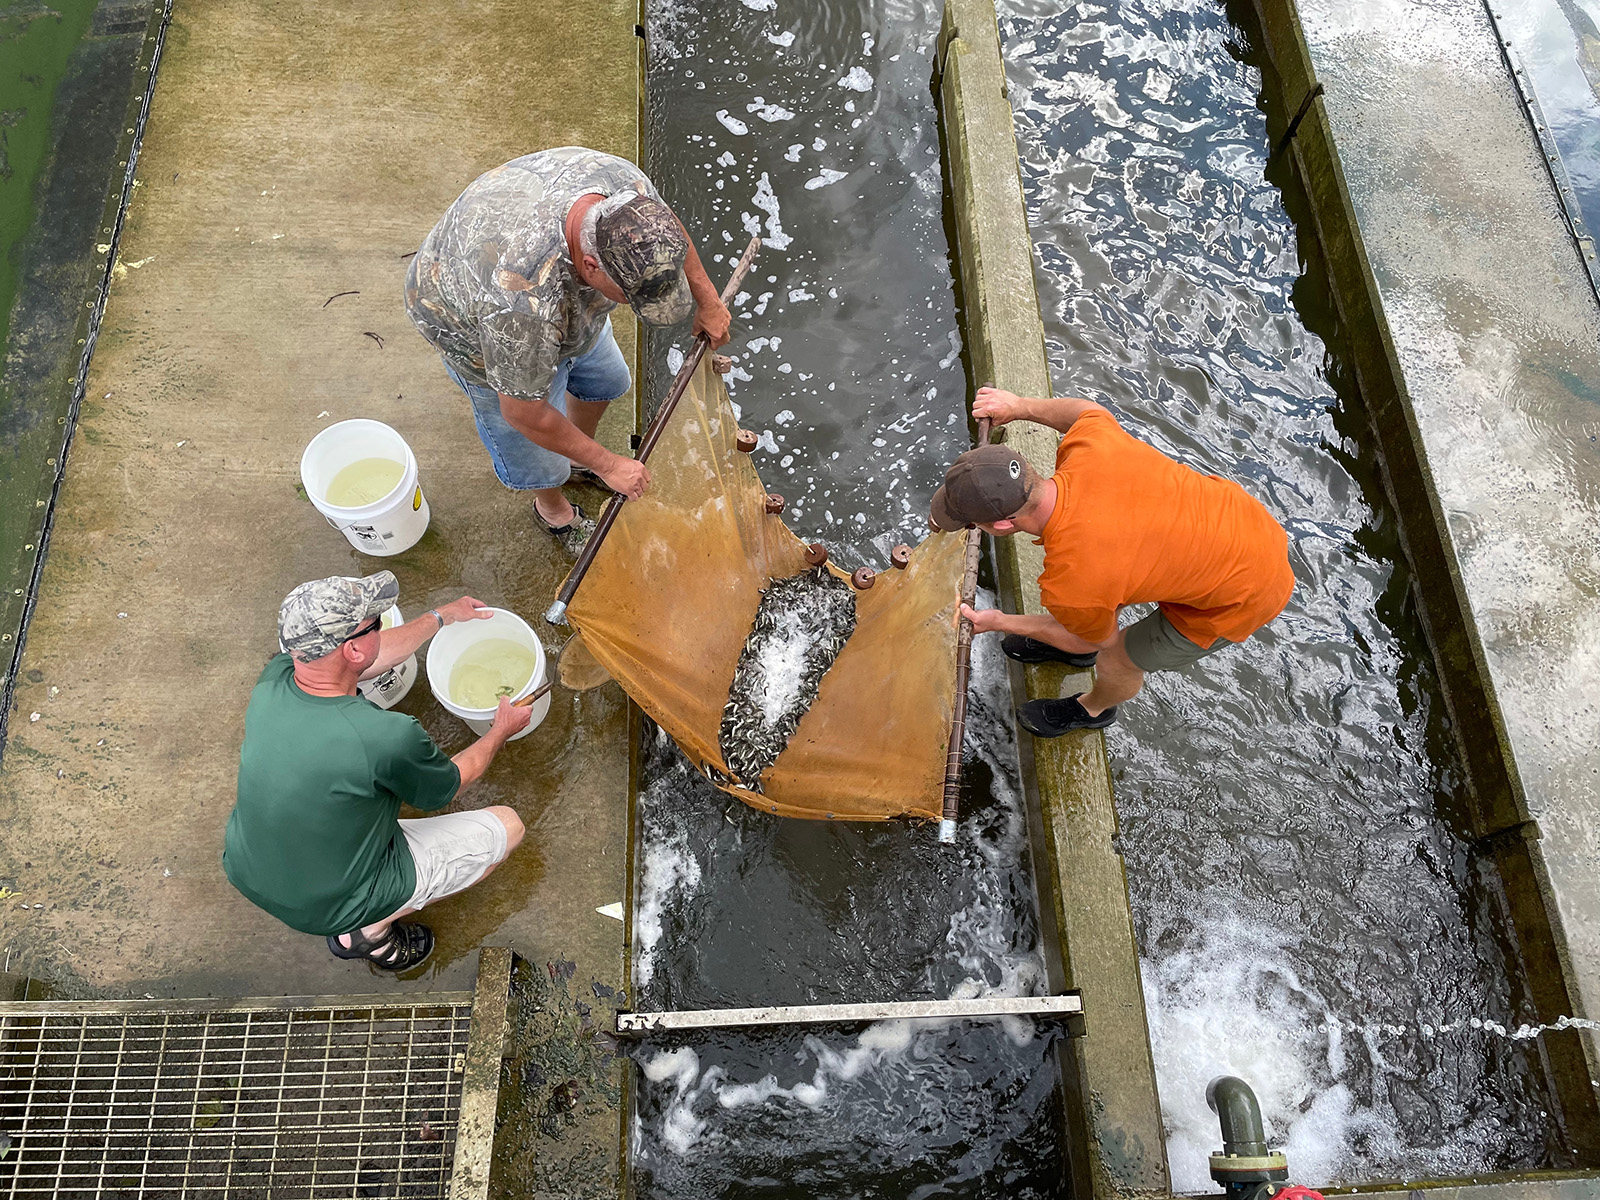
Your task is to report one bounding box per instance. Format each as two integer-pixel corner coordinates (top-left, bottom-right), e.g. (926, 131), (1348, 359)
(1481, 1), (1600, 307)
(615, 992), (1085, 1036)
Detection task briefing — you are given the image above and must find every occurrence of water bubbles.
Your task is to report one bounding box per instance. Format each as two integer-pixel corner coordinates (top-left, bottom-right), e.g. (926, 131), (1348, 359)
(837, 66), (874, 91)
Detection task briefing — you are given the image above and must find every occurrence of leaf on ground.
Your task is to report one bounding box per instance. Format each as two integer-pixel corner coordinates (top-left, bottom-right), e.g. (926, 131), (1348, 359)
(193, 1098), (225, 1129)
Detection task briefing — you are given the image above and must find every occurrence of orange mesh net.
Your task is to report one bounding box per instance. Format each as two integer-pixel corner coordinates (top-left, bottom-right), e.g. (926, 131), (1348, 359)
(567, 357), (966, 821)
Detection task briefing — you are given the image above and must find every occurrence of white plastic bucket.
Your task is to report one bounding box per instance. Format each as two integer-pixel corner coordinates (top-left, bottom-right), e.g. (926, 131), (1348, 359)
(300, 419), (430, 556)
(356, 605), (417, 710)
(425, 607), (550, 741)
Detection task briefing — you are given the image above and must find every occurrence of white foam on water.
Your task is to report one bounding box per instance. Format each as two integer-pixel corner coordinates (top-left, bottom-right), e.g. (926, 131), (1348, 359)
(739, 0), (775, 9)
(750, 173), (793, 249)
(1140, 905), (1510, 1192)
(784, 143), (804, 161)
(837, 65), (874, 91)
(805, 168), (849, 190)
(747, 97), (797, 122)
(714, 109), (749, 136)
(635, 784), (704, 990)
(666, 347), (685, 374)
(766, 28), (795, 46)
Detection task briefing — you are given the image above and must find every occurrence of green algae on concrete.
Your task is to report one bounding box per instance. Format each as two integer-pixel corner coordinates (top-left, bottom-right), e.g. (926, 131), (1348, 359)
(937, 1), (1169, 1196)
(0, 0), (163, 718)
(0, 0), (643, 1194)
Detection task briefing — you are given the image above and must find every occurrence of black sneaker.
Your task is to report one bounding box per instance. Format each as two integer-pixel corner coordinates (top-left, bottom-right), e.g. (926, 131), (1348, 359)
(1016, 694), (1117, 737)
(1001, 634), (1098, 670)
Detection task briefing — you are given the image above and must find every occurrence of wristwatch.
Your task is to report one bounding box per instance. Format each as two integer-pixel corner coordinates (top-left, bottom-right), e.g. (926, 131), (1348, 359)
(428, 609), (445, 629)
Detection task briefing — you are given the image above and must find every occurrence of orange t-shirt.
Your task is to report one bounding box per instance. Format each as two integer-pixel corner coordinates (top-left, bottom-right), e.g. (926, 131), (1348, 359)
(1037, 409), (1295, 648)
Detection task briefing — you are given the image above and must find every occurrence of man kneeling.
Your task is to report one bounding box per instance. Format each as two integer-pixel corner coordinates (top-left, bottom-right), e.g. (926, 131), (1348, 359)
(930, 387), (1295, 735)
(223, 572), (531, 970)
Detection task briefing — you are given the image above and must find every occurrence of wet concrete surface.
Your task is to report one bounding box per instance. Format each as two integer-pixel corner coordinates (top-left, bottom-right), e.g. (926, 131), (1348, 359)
(0, 16), (645, 1196)
(1293, 0), (1600, 1091)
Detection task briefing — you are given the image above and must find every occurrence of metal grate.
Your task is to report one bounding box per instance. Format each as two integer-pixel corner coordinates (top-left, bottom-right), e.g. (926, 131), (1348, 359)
(0, 994), (476, 1198)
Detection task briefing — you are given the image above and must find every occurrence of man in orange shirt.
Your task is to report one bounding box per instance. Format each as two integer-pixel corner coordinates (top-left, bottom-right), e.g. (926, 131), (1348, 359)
(930, 386), (1295, 736)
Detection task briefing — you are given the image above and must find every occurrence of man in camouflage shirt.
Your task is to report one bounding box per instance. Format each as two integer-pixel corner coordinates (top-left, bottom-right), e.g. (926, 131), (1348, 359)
(405, 147), (731, 554)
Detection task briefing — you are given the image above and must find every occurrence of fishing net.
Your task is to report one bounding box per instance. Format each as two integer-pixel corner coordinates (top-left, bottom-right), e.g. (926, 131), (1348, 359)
(566, 357), (966, 821)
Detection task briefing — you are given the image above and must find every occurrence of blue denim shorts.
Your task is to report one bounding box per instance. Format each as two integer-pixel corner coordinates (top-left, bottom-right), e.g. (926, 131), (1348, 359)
(443, 319), (631, 491)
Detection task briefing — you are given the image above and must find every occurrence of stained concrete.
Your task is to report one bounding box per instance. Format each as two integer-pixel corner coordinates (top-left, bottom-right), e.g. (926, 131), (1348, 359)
(0, 0), (641, 1192)
(939, 2), (1169, 1196)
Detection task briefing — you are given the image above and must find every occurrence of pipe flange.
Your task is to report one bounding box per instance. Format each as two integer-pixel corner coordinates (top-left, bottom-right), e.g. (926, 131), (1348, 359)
(1208, 1152), (1288, 1182)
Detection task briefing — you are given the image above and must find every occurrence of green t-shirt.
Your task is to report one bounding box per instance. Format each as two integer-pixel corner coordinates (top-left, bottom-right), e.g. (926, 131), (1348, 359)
(223, 654), (460, 936)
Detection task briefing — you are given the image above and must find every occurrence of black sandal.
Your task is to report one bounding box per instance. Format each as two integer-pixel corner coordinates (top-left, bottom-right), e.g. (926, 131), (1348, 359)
(326, 920), (435, 971)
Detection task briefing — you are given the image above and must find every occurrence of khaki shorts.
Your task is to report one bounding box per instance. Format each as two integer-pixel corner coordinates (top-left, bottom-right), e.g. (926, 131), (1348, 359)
(1122, 609), (1231, 672)
(399, 811), (510, 911)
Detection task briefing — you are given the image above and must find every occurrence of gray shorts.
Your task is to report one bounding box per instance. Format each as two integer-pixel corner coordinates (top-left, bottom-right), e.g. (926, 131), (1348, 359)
(399, 811), (511, 912)
(1122, 609), (1231, 672)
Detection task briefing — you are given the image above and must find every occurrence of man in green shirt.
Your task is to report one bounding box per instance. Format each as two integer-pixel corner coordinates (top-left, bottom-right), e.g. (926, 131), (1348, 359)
(224, 572), (531, 971)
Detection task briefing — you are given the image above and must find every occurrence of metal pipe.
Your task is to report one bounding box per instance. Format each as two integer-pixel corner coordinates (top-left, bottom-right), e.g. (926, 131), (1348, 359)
(1207, 1076), (1268, 1157)
(938, 415), (993, 844)
(545, 237), (761, 625)
(1206, 1075), (1289, 1192)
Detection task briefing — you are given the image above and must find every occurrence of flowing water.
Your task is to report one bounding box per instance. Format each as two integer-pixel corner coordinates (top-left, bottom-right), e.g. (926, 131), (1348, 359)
(639, 27), (1067, 1192)
(997, 0), (1574, 1187)
(629, 599), (1067, 1199)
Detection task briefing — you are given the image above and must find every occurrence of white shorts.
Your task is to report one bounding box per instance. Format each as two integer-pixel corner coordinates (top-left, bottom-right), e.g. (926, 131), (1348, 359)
(399, 810), (511, 912)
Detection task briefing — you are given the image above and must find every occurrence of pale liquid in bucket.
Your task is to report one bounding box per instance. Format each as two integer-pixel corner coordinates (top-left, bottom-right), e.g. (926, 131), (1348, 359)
(324, 457), (405, 507)
(449, 639), (538, 709)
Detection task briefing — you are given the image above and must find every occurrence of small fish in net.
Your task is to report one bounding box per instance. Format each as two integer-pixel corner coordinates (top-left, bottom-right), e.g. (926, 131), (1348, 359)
(717, 567), (858, 791)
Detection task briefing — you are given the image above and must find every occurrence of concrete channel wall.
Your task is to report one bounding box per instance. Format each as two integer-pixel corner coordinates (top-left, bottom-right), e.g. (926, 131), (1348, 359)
(936, 3), (1170, 1196)
(1237, 0), (1600, 1171)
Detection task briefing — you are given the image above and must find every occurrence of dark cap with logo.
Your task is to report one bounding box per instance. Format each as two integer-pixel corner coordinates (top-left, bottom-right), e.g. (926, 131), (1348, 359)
(596, 194), (695, 327)
(278, 571), (399, 663)
(928, 444), (1032, 531)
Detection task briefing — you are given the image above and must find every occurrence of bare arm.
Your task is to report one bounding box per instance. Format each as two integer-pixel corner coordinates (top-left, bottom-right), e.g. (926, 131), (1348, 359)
(498, 393), (650, 499)
(675, 218), (731, 347)
(959, 604), (1112, 654)
(359, 595), (494, 681)
(450, 698), (532, 787)
(971, 387), (1107, 434)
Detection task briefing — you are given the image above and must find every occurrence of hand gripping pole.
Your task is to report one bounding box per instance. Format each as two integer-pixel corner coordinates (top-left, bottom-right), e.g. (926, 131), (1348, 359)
(545, 237), (762, 625)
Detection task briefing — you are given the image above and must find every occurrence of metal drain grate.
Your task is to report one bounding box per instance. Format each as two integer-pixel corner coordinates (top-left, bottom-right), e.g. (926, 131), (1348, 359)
(0, 994), (476, 1198)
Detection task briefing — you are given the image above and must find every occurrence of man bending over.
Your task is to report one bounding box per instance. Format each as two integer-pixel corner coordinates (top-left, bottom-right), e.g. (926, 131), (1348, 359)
(929, 387), (1295, 736)
(224, 573), (531, 970)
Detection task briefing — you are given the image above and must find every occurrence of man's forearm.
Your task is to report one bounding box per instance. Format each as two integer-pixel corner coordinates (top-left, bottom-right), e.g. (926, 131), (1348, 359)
(682, 239), (720, 308)
(500, 395), (613, 470)
(1015, 395), (1102, 434)
(451, 729), (508, 788)
(361, 614), (439, 679)
(985, 610), (1106, 654)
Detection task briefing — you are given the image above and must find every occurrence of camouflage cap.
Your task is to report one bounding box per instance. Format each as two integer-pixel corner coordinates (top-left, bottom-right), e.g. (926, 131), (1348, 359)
(278, 572), (399, 663)
(595, 194), (695, 327)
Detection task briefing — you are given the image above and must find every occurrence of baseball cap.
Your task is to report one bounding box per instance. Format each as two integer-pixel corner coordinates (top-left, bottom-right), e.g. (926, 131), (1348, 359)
(278, 571), (399, 663)
(595, 194), (695, 327)
(928, 444), (1031, 532)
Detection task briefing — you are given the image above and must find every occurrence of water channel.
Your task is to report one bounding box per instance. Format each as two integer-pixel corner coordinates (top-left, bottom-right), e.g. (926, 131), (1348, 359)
(999, 0), (1571, 1188)
(635, 2), (1068, 1196)
(632, 0), (1572, 1193)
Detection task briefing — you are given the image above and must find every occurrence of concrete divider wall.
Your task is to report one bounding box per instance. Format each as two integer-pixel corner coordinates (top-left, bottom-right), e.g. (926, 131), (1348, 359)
(1234, 0), (1600, 1164)
(936, 2), (1170, 1196)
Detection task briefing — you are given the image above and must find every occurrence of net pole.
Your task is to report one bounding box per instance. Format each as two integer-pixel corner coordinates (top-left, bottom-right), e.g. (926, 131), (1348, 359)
(938, 415), (993, 844)
(545, 236), (762, 625)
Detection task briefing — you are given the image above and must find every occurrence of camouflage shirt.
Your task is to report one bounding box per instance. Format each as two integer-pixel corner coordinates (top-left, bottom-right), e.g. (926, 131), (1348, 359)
(404, 148), (658, 400)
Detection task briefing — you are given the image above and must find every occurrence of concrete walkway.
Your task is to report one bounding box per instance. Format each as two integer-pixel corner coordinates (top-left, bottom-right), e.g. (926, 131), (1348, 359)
(0, 0), (641, 1190)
